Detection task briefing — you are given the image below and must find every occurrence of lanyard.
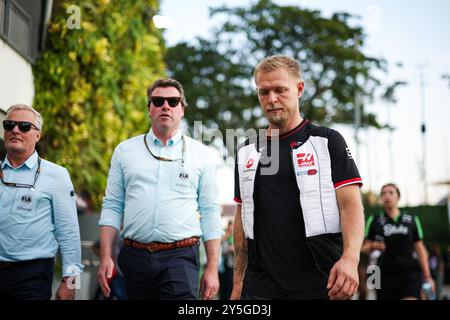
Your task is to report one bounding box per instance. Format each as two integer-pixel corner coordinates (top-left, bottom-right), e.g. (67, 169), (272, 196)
(143, 133), (186, 167)
(0, 157), (41, 191)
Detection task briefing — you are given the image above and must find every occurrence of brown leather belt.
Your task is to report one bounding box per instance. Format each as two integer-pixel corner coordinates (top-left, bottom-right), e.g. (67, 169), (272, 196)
(123, 237), (200, 252)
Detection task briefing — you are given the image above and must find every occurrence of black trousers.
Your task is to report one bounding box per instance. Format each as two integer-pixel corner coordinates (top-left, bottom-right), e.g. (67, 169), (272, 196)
(0, 258), (54, 300)
(118, 244), (200, 300)
(377, 271), (422, 300)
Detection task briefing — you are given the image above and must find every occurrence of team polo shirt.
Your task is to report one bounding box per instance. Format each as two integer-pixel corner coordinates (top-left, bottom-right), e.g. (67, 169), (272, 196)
(234, 120), (362, 299)
(365, 211), (423, 275)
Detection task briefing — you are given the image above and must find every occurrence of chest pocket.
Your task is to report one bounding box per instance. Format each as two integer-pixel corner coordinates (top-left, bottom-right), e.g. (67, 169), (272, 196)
(171, 164), (200, 192)
(11, 189), (44, 221)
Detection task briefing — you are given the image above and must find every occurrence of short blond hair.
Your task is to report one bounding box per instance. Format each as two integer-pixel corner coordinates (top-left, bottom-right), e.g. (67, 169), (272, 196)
(6, 104), (43, 131)
(254, 55), (302, 83)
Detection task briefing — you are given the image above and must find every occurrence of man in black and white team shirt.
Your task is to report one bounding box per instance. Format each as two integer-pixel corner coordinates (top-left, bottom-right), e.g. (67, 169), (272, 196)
(231, 55), (365, 300)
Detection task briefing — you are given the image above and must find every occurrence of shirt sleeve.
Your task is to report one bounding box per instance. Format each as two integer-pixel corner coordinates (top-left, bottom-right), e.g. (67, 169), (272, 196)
(412, 215), (424, 242)
(197, 153), (223, 241)
(99, 146), (125, 231)
(52, 168), (84, 277)
(328, 130), (363, 189)
(234, 149), (242, 204)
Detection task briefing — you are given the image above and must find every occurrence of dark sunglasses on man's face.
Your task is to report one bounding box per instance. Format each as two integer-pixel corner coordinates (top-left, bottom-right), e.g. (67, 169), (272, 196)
(2, 120), (39, 133)
(150, 96), (182, 108)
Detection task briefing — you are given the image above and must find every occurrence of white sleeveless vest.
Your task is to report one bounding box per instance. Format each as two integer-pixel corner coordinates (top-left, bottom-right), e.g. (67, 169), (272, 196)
(237, 135), (341, 240)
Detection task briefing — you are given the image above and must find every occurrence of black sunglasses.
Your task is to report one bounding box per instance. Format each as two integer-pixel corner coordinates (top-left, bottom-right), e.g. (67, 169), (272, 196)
(3, 120), (39, 133)
(149, 96), (182, 108)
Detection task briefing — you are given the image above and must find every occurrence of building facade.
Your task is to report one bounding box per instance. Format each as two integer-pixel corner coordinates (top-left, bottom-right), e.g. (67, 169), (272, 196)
(0, 0), (52, 157)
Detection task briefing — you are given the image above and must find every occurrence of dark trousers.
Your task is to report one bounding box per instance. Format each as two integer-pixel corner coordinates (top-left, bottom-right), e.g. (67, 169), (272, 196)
(377, 272), (422, 300)
(219, 265), (233, 300)
(241, 293), (272, 300)
(118, 244), (200, 300)
(0, 258), (54, 300)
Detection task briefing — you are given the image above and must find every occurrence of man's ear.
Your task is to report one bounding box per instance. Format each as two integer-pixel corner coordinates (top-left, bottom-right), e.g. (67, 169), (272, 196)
(297, 81), (305, 98)
(147, 105), (152, 119)
(36, 130), (42, 143)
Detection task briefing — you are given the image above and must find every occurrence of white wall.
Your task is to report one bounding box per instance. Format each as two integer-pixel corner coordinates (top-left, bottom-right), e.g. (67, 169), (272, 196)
(0, 38), (35, 113)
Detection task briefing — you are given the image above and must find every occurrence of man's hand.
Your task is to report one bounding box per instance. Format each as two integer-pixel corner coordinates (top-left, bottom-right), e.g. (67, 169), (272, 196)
(327, 256), (359, 300)
(97, 256), (115, 298)
(55, 280), (75, 300)
(200, 265), (219, 300)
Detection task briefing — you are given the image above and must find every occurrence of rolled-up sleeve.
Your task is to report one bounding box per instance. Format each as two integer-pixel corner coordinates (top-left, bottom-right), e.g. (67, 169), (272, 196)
(197, 155), (223, 241)
(53, 168), (84, 277)
(99, 147), (125, 231)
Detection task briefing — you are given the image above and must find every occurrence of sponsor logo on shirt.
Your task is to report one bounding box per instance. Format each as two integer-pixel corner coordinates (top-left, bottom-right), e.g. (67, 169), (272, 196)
(346, 147), (353, 160)
(297, 153), (315, 167)
(290, 141), (303, 149)
(402, 214), (412, 223)
(297, 169), (318, 176)
(383, 224), (408, 237)
(246, 158), (255, 169)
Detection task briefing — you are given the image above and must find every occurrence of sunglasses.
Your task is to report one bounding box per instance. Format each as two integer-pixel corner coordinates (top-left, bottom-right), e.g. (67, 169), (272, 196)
(149, 96), (182, 108)
(3, 120), (39, 133)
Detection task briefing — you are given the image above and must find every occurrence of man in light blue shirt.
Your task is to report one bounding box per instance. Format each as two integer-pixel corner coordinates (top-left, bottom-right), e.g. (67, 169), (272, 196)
(98, 78), (223, 300)
(0, 104), (83, 300)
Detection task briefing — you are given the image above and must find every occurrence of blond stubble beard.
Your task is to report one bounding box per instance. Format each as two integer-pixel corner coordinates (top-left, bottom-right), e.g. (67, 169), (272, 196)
(264, 104), (296, 127)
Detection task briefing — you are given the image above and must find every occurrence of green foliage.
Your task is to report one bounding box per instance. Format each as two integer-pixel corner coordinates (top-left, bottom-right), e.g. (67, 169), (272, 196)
(166, 0), (387, 146)
(33, 0), (165, 210)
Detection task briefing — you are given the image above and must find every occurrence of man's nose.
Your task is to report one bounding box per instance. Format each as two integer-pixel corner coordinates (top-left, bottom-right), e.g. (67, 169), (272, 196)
(161, 101), (170, 110)
(11, 124), (21, 133)
(267, 91), (278, 104)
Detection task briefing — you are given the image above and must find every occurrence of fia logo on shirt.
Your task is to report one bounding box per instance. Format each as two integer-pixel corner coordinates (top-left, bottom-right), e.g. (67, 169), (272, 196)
(21, 194), (33, 204)
(16, 193), (34, 213)
(179, 172), (189, 180)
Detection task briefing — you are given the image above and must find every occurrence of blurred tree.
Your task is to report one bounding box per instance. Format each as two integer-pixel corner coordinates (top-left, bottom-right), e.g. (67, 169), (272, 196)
(166, 0), (387, 153)
(166, 39), (259, 142)
(33, 0), (165, 210)
(381, 81), (408, 105)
